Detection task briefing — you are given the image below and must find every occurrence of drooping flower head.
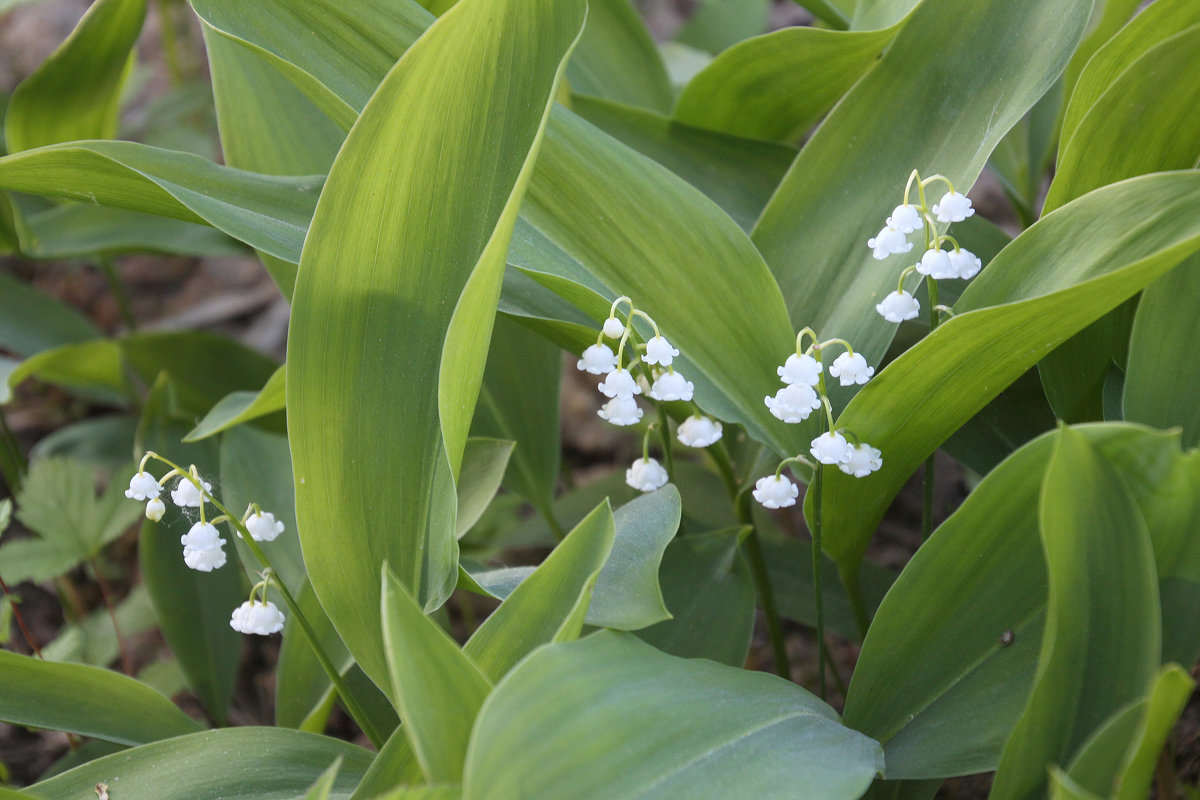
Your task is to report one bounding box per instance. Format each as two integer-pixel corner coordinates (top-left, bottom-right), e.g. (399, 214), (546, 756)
(171, 477), (211, 509)
(649, 371), (694, 402)
(867, 225), (913, 260)
(887, 203), (923, 234)
(602, 316), (626, 339)
(625, 457), (669, 492)
(777, 353), (822, 387)
(243, 511), (285, 543)
(876, 290), (920, 323)
(828, 352), (875, 386)
(642, 335), (680, 367)
(184, 545), (227, 572)
(810, 431), (853, 466)
(765, 383), (822, 423)
(598, 368), (641, 399)
(753, 475), (799, 509)
(144, 497), (166, 522)
(598, 396), (643, 426)
(840, 443), (883, 478)
(932, 191), (975, 223)
(577, 343), (618, 375)
(230, 600), (285, 635)
(917, 248), (955, 280)
(125, 471), (161, 502)
(676, 415), (723, 448)
(948, 248), (982, 280)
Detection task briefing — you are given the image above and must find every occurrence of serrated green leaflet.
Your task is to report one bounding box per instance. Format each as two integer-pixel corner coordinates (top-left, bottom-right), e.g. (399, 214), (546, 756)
(811, 172), (1200, 572)
(4, 0), (144, 152)
(462, 631), (883, 800)
(752, 0), (1092, 382)
(0, 649), (201, 746)
(287, 0), (586, 691)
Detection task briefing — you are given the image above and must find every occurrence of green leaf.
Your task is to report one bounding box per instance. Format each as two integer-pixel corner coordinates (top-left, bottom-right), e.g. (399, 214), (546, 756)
(347, 725), (424, 800)
(674, 0), (771, 55)
(23, 729), (372, 800)
(464, 499), (615, 681)
(471, 316), (562, 529)
(135, 376), (244, 726)
(287, 0), (586, 689)
(0, 538), (79, 584)
(31, 415), (139, 471)
(635, 526), (755, 666)
(14, 457), (142, 563)
(462, 631), (884, 800)
(274, 579), (351, 729)
(843, 424), (1182, 779)
(185, 365), (285, 441)
(382, 568), (492, 784)
(4, 0), (144, 152)
(990, 427), (1160, 800)
(0, 271), (100, 358)
(19, 204), (244, 259)
(673, 23), (901, 143)
(1061, 665), (1194, 800)
(301, 758), (343, 800)
(6, 339), (130, 407)
(813, 172), (1200, 573)
(1125, 252), (1200, 446)
(566, 0), (672, 112)
(751, 0), (1092, 376)
(0, 648), (201, 746)
(372, 789), (462, 800)
(1050, 771), (1105, 800)
(43, 584), (157, 666)
(455, 439), (514, 540)
(0, 140), (321, 262)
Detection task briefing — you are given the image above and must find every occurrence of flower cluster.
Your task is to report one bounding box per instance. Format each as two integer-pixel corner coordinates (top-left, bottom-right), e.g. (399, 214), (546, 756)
(752, 329), (882, 509)
(869, 171), (984, 324)
(125, 452), (288, 636)
(578, 296), (724, 493)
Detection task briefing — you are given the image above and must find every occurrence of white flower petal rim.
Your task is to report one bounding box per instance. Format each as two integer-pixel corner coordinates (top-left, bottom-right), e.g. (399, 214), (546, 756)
(765, 383), (822, 423)
(598, 396), (643, 426)
(867, 225), (912, 260)
(626, 457), (670, 492)
(230, 600), (285, 635)
(577, 343), (618, 374)
(828, 352), (875, 386)
(932, 191), (975, 223)
(949, 248), (983, 280)
(676, 415), (723, 448)
(598, 368), (641, 399)
(170, 478), (211, 509)
(777, 353), (822, 386)
(648, 371), (694, 402)
(183, 545), (227, 572)
(840, 443), (883, 478)
(917, 248), (955, 280)
(642, 336), (680, 367)
(752, 475), (799, 509)
(125, 471), (161, 501)
(810, 431), (853, 465)
(244, 511), (285, 543)
(887, 203), (922, 234)
(876, 290), (921, 323)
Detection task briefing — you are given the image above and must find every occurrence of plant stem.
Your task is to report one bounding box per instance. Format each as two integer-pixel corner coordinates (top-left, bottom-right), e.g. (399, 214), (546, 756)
(656, 405), (675, 478)
(99, 260), (137, 332)
(90, 559), (134, 676)
(822, 643), (848, 698)
(922, 276), (941, 541)
(0, 572), (43, 658)
(838, 562), (871, 640)
(812, 460), (827, 701)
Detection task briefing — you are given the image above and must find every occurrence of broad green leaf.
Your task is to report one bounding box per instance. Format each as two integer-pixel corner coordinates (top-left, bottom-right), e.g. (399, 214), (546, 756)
(942, 367), (1057, 477)
(455, 439), (514, 540)
(302, 758), (343, 800)
(14, 457), (142, 561)
(673, 23), (901, 143)
(471, 316), (562, 529)
(635, 526), (755, 666)
(751, 0), (1091, 379)
(571, 95), (796, 231)
(30, 415), (139, 471)
(1061, 666), (1194, 800)
(859, 779), (942, 800)
(23, 729), (372, 800)
(462, 631), (884, 800)
(185, 365), (285, 441)
(43, 584), (156, 666)
(674, 0), (771, 55)
(990, 427), (1160, 800)
(1050, 772), (1104, 800)
(5, 339), (130, 407)
(274, 579), (352, 729)
(566, 0), (672, 112)
(373, 789), (462, 800)
(288, 0), (585, 689)
(813, 172), (1200, 573)
(20, 204), (243, 259)
(0, 649), (201, 746)
(844, 424), (1183, 779)
(851, 0), (919, 29)
(348, 725), (424, 799)
(0, 140), (321, 262)
(1124, 240), (1200, 447)
(4, 0), (144, 152)
(135, 376), (244, 725)
(0, 271), (99, 358)
(464, 500), (614, 681)
(382, 568), (492, 784)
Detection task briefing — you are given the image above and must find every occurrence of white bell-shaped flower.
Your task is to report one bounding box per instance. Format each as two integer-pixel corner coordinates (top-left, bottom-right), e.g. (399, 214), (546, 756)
(577, 343), (618, 375)
(125, 471), (161, 501)
(181, 521), (224, 551)
(876, 290), (921, 323)
(598, 368), (641, 399)
(828, 352), (875, 386)
(642, 335), (680, 367)
(932, 191), (974, 223)
(230, 600), (285, 635)
(887, 203), (923, 234)
(948, 248), (982, 280)
(649, 371), (694, 402)
(765, 383), (822, 423)
(752, 475), (799, 509)
(183, 544), (227, 572)
(676, 415), (723, 448)
(243, 511), (285, 543)
(917, 248), (955, 280)
(145, 498), (166, 522)
(171, 478), (211, 509)
(625, 457), (669, 492)
(598, 396), (643, 426)
(839, 443), (883, 478)
(602, 317), (626, 339)
(777, 353), (822, 386)
(868, 225), (912, 260)
(810, 431), (853, 465)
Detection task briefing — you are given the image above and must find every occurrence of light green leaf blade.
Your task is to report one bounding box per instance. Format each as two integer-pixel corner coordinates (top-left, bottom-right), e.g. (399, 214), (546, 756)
(1050, 771), (1105, 800)
(274, 579), (351, 730)
(567, 0), (672, 112)
(635, 526), (755, 666)
(455, 438), (515, 540)
(6, 339), (130, 407)
(464, 499), (615, 681)
(752, 0), (1092, 375)
(4, 0), (144, 152)
(23, 729), (372, 800)
(373, 789), (462, 800)
(990, 426), (1160, 800)
(462, 631), (883, 800)
(0, 649), (201, 746)
(382, 568), (492, 785)
(674, 0), (771, 55)
(20, 204), (244, 259)
(586, 485), (678, 629)
(812, 172), (1200, 572)
(287, 0), (586, 688)
(302, 758), (343, 800)
(185, 365), (285, 442)
(673, 23), (901, 143)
